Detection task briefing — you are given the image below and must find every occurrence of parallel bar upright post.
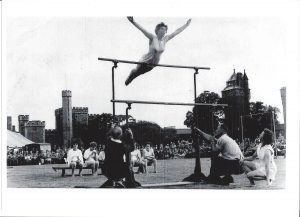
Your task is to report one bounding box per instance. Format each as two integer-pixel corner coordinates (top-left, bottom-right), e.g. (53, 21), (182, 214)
(193, 68), (202, 177)
(125, 103), (132, 125)
(112, 61), (118, 117)
(272, 111), (277, 157)
(194, 69), (199, 100)
(240, 116), (244, 154)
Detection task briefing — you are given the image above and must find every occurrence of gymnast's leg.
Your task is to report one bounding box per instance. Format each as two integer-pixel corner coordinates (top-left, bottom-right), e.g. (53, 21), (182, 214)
(125, 64), (154, 86)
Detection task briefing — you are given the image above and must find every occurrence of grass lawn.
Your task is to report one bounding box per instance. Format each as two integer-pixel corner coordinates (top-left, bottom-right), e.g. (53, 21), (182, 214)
(7, 157), (285, 189)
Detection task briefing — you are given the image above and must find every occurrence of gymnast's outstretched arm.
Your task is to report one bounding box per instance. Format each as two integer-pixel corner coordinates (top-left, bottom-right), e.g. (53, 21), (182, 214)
(166, 19), (191, 41)
(127, 17), (154, 39)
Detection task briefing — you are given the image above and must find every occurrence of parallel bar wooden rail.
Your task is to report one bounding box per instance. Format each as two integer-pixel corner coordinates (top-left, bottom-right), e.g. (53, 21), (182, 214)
(111, 99), (228, 107)
(98, 57), (211, 70)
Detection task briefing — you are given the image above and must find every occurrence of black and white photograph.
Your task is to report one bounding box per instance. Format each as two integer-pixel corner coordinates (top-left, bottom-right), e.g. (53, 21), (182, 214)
(1, 0), (299, 217)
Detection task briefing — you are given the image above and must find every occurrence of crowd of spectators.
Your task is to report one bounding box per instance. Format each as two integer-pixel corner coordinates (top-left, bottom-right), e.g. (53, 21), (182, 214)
(7, 133), (286, 166)
(136, 140), (211, 160)
(7, 146), (67, 166)
(7, 140), (198, 166)
(238, 137), (259, 157)
(239, 134), (286, 157)
(7, 143), (106, 166)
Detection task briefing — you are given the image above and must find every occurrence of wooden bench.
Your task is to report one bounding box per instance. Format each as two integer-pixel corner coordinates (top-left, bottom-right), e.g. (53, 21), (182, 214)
(53, 163), (104, 177)
(252, 176), (267, 181)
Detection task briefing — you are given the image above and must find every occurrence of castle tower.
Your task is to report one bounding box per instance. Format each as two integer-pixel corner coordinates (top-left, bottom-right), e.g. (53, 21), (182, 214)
(25, 120), (46, 143)
(62, 90), (73, 148)
(18, 115), (29, 136)
(221, 69), (250, 139)
(45, 129), (57, 148)
(243, 69), (250, 115)
(72, 107), (88, 141)
(7, 116), (12, 130)
(55, 108), (63, 147)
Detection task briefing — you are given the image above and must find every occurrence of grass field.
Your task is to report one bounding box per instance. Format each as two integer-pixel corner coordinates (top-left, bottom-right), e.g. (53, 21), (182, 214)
(7, 157), (285, 189)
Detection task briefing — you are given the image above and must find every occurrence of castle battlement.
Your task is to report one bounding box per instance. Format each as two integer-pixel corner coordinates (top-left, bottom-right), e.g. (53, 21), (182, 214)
(45, 129), (56, 133)
(72, 107), (88, 113)
(89, 114), (101, 117)
(88, 114), (101, 120)
(25, 120), (45, 127)
(55, 108), (63, 115)
(62, 90), (72, 97)
(18, 115), (29, 121)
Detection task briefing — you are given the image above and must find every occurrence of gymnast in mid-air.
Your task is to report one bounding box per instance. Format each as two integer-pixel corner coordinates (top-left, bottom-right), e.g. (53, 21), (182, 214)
(125, 17), (192, 86)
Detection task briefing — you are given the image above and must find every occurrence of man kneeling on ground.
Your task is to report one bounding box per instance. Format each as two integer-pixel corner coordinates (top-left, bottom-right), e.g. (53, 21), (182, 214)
(67, 139), (84, 177)
(84, 141), (99, 176)
(195, 124), (244, 185)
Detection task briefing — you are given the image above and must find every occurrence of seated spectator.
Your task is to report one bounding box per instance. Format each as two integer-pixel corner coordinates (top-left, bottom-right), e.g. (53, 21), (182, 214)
(156, 144), (164, 160)
(84, 141), (99, 176)
(31, 151), (40, 165)
(131, 143), (146, 173)
(50, 150), (59, 164)
(170, 142), (176, 159)
(244, 139), (259, 157)
(50, 147), (65, 164)
(98, 145), (105, 174)
(7, 151), (18, 166)
(63, 148), (68, 163)
(98, 145), (105, 163)
(142, 143), (157, 173)
(24, 151), (32, 165)
(67, 139), (84, 177)
(40, 150), (46, 165)
(17, 151), (25, 165)
(44, 150), (52, 164)
(177, 148), (186, 158)
(154, 145), (159, 159)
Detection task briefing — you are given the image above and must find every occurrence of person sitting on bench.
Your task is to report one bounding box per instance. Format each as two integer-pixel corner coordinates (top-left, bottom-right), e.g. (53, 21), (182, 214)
(142, 143), (157, 173)
(195, 124), (244, 185)
(98, 144), (105, 173)
(84, 141), (99, 176)
(131, 143), (146, 173)
(67, 138), (84, 177)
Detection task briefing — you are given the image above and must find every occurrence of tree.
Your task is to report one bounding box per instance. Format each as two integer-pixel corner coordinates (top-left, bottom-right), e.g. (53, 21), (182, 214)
(87, 113), (133, 145)
(182, 91), (223, 182)
(126, 121), (162, 146)
(184, 91), (223, 134)
(242, 101), (280, 140)
(162, 127), (179, 144)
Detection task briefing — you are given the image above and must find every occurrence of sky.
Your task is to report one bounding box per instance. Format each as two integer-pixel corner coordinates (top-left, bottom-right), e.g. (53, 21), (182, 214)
(6, 16), (289, 130)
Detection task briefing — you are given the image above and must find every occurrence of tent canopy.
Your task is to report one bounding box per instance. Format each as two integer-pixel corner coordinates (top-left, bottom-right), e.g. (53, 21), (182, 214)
(7, 130), (34, 148)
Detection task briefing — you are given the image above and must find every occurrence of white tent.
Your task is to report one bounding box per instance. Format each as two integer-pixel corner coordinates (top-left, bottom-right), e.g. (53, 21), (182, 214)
(7, 130), (34, 148)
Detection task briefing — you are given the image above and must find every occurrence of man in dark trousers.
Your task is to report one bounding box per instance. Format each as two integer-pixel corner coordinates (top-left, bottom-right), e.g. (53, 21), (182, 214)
(195, 124), (244, 185)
